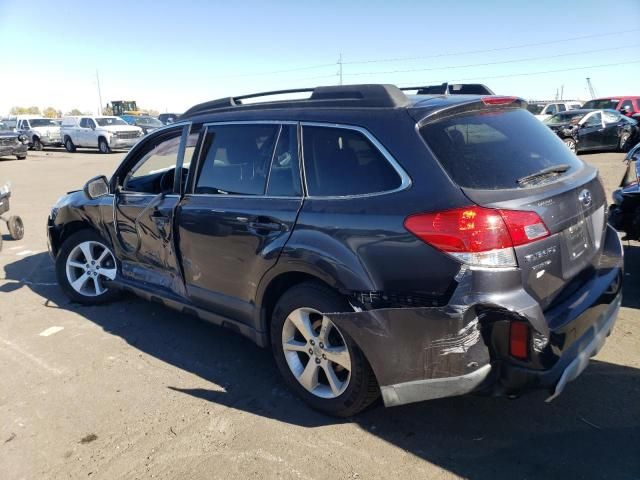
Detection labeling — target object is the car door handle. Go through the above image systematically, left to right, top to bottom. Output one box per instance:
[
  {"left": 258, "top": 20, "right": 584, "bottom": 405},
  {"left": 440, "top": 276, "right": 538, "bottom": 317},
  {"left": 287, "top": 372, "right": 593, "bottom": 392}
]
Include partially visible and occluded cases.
[{"left": 248, "top": 218, "right": 284, "bottom": 233}]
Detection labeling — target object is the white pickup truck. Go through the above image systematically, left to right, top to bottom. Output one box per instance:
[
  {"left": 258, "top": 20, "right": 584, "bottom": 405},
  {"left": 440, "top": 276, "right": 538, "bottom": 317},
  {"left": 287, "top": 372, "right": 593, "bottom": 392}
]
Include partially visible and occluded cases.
[
  {"left": 15, "top": 116, "right": 62, "bottom": 150},
  {"left": 60, "top": 116, "right": 143, "bottom": 153}
]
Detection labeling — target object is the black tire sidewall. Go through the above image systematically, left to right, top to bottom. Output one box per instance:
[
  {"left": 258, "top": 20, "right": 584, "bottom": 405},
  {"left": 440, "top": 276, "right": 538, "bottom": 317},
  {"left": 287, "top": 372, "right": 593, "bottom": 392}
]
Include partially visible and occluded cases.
[
  {"left": 620, "top": 133, "right": 630, "bottom": 152},
  {"left": 32, "top": 137, "right": 43, "bottom": 151},
  {"left": 64, "top": 137, "right": 76, "bottom": 152},
  {"left": 99, "top": 138, "right": 110, "bottom": 154},
  {"left": 55, "top": 230, "right": 119, "bottom": 305},
  {"left": 270, "top": 282, "right": 378, "bottom": 416}
]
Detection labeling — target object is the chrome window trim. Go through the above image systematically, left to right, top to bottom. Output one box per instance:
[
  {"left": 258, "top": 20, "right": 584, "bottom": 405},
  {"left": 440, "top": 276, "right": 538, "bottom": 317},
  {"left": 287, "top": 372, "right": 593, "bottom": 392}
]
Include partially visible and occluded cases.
[{"left": 299, "top": 122, "right": 412, "bottom": 200}]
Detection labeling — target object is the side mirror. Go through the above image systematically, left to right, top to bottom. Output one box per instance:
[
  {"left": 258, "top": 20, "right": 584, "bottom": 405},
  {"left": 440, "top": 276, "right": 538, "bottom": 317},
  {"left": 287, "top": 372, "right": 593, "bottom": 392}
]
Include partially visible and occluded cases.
[
  {"left": 621, "top": 106, "right": 632, "bottom": 115},
  {"left": 83, "top": 175, "right": 110, "bottom": 199}
]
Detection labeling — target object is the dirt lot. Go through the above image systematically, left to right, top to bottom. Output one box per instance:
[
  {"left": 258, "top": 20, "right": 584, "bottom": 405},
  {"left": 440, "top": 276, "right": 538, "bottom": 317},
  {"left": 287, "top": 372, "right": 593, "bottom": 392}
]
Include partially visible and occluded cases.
[{"left": 1, "top": 149, "right": 639, "bottom": 480}]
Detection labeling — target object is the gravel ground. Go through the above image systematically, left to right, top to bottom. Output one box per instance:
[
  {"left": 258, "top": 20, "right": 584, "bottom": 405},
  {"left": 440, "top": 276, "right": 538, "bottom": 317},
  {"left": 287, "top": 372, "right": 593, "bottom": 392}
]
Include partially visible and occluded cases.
[{"left": 0, "top": 148, "right": 639, "bottom": 480}]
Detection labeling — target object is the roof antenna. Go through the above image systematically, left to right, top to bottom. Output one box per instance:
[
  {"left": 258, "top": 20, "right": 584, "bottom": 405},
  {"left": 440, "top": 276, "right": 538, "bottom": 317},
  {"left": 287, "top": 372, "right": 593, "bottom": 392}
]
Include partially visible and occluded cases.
[{"left": 441, "top": 82, "right": 449, "bottom": 96}]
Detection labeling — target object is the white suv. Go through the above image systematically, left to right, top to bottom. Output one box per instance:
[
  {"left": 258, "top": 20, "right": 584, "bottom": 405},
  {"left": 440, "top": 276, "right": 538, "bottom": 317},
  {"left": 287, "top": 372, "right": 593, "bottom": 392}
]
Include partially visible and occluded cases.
[
  {"left": 527, "top": 101, "right": 583, "bottom": 121},
  {"left": 15, "top": 116, "right": 62, "bottom": 150},
  {"left": 60, "top": 116, "right": 143, "bottom": 153}
]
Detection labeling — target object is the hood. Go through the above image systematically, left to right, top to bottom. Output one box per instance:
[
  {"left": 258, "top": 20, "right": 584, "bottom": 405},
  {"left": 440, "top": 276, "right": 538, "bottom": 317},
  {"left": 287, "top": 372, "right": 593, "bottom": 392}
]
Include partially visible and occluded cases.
[{"left": 31, "top": 126, "right": 61, "bottom": 135}]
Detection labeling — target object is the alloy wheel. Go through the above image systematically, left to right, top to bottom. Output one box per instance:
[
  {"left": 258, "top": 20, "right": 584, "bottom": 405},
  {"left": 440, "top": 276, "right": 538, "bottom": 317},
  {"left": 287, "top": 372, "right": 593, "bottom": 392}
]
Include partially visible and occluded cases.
[
  {"left": 65, "top": 240, "right": 116, "bottom": 296},
  {"left": 281, "top": 307, "right": 352, "bottom": 399}
]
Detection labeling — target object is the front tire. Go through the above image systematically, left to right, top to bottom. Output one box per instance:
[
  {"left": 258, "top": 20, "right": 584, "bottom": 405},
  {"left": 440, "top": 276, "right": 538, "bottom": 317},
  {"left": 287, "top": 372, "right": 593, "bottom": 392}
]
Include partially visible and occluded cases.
[
  {"left": 619, "top": 133, "right": 632, "bottom": 152},
  {"left": 32, "top": 137, "right": 43, "bottom": 151},
  {"left": 64, "top": 137, "right": 76, "bottom": 152},
  {"left": 563, "top": 137, "right": 577, "bottom": 153},
  {"left": 98, "top": 138, "right": 111, "bottom": 154},
  {"left": 16, "top": 154, "right": 26, "bottom": 160},
  {"left": 7, "top": 216, "right": 24, "bottom": 240},
  {"left": 55, "top": 230, "right": 119, "bottom": 304},
  {"left": 271, "top": 282, "right": 379, "bottom": 417}
]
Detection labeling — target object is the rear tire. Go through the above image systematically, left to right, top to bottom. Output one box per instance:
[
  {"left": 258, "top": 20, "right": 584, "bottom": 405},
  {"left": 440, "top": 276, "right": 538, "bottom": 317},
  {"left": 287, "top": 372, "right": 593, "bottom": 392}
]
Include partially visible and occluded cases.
[
  {"left": 64, "top": 137, "right": 76, "bottom": 153},
  {"left": 98, "top": 138, "right": 111, "bottom": 154},
  {"left": 563, "top": 138, "right": 577, "bottom": 153},
  {"left": 16, "top": 154, "right": 26, "bottom": 160},
  {"left": 7, "top": 216, "right": 24, "bottom": 240},
  {"left": 55, "top": 230, "right": 119, "bottom": 304},
  {"left": 270, "top": 282, "right": 379, "bottom": 417}
]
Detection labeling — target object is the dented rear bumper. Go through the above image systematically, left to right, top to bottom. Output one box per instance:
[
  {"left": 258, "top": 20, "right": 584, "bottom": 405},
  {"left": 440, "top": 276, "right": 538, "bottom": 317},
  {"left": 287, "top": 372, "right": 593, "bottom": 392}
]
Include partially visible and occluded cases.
[{"left": 327, "top": 225, "right": 624, "bottom": 408}]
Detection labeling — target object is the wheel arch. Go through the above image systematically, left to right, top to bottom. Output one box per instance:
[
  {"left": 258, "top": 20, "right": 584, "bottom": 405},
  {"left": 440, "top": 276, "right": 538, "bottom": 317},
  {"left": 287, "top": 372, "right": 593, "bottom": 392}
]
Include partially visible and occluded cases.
[{"left": 50, "top": 221, "right": 102, "bottom": 258}]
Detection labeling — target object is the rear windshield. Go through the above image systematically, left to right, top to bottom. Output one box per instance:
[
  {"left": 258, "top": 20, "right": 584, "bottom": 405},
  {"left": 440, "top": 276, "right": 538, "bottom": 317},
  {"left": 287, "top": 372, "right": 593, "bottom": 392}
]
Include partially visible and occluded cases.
[
  {"left": 582, "top": 99, "right": 618, "bottom": 109},
  {"left": 420, "top": 108, "right": 583, "bottom": 189}
]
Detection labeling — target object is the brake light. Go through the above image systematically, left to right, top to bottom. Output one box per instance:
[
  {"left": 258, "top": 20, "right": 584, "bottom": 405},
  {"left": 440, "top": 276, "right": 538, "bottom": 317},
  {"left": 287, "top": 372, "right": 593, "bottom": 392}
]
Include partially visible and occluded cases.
[
  {"left": 481, "top": 96, "right": 518, "bottom": 105},
  {"left": 404, "top": 206, "right": 550, "bottom": 267},
  {"left": 509, "top": 322, "right": 529, "bottom": 360}
]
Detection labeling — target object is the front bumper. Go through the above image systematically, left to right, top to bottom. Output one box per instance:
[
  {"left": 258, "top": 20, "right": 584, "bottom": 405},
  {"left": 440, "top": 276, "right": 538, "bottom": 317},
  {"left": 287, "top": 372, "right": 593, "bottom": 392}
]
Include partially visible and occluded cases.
[
  {"left": 39, "top": 136, "right": 62, "bottom": 146},
  {"left": 109, "top": 136, "right": 139, "bottom": 149},
  {"left": 0, "top": 143, "right": 28, "bottom": 157},
  {"left": 327, "top": 225, "right": 623, "bottom": 407}
]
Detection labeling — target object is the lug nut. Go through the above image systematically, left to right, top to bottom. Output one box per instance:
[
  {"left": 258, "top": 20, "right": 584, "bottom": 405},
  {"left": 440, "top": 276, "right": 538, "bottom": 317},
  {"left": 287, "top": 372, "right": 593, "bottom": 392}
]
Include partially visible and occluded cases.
[
  {"left": 309, "top": 340, "right": 315, "bottom": 346},
  {"left": 319, "top": 342, "right": 324, "bottom": 349},
  {"left": 308, "top": 348, "right": 313, "bottom": 355},
  {"left": 322, "top": 354, "right": 326, "bottom": 359},
  {"left": 315, "top": 358, "right": 321, "bottom": 364}
]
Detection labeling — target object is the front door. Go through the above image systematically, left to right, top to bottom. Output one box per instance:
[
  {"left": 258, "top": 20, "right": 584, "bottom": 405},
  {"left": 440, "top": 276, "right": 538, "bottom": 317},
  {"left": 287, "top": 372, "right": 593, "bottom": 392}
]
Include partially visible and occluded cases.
[
  {"left": 578, "top": 112, "right": 604, "bottom": 149},
  {"left": 177, "top": 122, "right": 303, "bottom": 326},
  {"left": 111, "top": 124, "right": 191, "bottom": 295}
]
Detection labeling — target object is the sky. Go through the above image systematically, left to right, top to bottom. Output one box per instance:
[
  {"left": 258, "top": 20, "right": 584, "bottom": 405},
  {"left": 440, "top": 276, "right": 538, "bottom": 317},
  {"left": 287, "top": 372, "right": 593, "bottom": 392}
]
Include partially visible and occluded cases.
[{"left": 0, "top": 0, "right": 639, "bottom": 116}]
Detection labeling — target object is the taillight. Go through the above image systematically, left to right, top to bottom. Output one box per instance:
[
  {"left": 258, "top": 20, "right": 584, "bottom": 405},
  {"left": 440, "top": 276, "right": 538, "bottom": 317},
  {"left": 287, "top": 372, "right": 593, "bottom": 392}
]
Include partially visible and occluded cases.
[
  {"left": 481, "top": 96, "right": 519, "bottom": 105},
  {"left": 404, "top": 206, "right": 550, "bottom": 268},
  {"left": 509, "top": 322, "right": 529, "bottom": 360}
]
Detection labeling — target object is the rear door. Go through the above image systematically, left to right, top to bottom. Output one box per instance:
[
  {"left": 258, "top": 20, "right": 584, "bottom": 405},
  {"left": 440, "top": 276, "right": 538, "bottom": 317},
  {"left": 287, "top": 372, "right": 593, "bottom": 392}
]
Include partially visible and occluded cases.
[
  {"left": 418, "top": 106, "right": 607, "bottom": 311},
  {"left": 602, "top": 110, "right": 624, "bottom": 147},
  {"left": 177, "top": 122, "right": 303, "bottom": 325}
]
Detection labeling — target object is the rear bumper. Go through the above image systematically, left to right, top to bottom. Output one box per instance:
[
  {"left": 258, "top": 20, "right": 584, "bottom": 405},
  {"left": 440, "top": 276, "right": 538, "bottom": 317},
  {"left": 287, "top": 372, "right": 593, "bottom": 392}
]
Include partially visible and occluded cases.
[{"left": 327, "top": 225, "right": 623, "bottom": 407}]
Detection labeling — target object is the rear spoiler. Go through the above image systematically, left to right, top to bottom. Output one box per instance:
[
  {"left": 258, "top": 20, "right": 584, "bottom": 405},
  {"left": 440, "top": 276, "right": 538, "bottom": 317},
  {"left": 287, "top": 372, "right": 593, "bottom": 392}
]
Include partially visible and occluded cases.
[{"left": 411, "top": 96, "right": 528, "bottom": 126}]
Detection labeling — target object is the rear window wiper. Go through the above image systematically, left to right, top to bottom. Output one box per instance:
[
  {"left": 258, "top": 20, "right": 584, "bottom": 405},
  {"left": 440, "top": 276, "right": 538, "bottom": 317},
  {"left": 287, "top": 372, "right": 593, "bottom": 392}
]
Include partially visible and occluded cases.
[{"left": 517, "top": 164, "right": 570, "bottom": 186}]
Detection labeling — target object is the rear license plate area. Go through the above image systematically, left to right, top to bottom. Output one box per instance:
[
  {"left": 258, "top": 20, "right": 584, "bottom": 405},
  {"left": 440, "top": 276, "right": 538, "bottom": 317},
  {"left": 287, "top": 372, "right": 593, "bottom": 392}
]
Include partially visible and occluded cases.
[{"left": 566, "top": 219, "right": 590, "bottom": 260}]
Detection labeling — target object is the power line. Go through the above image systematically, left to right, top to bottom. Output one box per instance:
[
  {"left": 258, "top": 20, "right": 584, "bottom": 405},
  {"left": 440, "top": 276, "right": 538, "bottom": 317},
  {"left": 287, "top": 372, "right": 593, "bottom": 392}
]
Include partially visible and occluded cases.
[
  {"left": 343, "top": 29, "right": 640, "bottom": 65},
  {"left": 343, "top": 44, "right": 640, "bottom": 77},
  {"left": 396, "top": 59, "right": 640, "bottom": 85},
  {"left": 208, "top": 62, "right": 336, "bottom": 80}
]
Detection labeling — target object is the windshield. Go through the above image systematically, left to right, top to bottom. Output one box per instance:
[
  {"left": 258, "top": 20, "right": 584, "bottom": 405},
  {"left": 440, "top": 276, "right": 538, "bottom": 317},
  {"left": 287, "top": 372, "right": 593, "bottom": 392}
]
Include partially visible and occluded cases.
[
  {"left": 582, "top": 99, "right": 618, "bottom": 109},
  {"left": 526, "top": 104, "right": 545, "bottom": 115},
  {"left": 420, "top": 108, "right": 583, "bottom": 190},
  {"left": 544, "top": 112, "right": 586, "bottom": 125},
  {"left": 135, "top": 116, "right": 163, "bottom": 127},
  {"left": 96, "top": 117, "right": 128, "bottom": 127},
  {"left": 30, "top": 119, "right": 59, "bottom": 127},
  {"left": 0, "top": 122, "right": 9, "bottom": 130}
]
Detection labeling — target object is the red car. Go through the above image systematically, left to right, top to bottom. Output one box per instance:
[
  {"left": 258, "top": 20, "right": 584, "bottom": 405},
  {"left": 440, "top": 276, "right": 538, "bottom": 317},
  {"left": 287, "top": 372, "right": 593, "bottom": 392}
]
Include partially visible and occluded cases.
[{"left": 582, "top": 96, "right": 640, "bottom": 117}]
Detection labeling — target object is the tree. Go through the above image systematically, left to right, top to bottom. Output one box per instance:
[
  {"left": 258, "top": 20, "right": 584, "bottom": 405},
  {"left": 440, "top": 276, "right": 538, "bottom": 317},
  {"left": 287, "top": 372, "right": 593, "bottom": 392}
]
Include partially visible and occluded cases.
[
  {"left": 102, "top": 105, "right": 113, "bottom": 116},
  {"left": 10, "top": 106, "right": 41, "bottom": 115},
  {"left": 43, "top": 107, "right": 62, "bottom": 119},
  {"left": 66, "top": 108, "right": 84, "bottom": 116}
]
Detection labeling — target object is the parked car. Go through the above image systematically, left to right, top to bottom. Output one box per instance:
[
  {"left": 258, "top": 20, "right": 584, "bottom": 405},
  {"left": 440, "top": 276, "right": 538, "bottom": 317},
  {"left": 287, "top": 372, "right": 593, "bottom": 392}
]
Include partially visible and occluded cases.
[
  {"left": 408, "top": 83, "right": 494, "bottom": 95},
  {"left": 47, "top": 85, "right": 623, "bottom": 416},
  {"left": 582, "top": 96, "right": 640, "bottom": 117},
  {"left": 527, "top": 101, "right": 582, "bottom": 121},
  {"left": 544, "top": 109, "right": 639, "bottom": 153},
  {"left": 158, "top": 113, "right": 180, "bottom": 125},
  {"left": 120, "top": 114, "right": 164, "bottom": 134},
  {"left": 15, "top": 116, "right": 62, "bottom": 150},
  {"left": 60, "top": 116, "right": 143, "bottom": 154},
  {"left": 0, "top": 121, "right": 28, "bottom": 160},
  {"left": 609, "top": 142, "right": 640, "bottom": 240}
]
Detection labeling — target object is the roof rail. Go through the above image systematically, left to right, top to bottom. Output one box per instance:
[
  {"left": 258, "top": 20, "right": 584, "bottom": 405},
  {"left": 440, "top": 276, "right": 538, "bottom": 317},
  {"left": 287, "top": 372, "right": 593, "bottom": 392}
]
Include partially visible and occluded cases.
[
  {"left": 402, "top": 83, "right": 495, "bottom": 96},
  {"left": 182, "top": 84, "right": 410, "bottom": 118}
]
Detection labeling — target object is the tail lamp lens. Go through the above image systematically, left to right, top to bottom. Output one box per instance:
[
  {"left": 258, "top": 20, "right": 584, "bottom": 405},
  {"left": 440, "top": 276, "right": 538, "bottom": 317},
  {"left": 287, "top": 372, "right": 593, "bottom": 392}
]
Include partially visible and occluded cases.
[
  {"left": 404, "top": 206, "right": 549, "bottom": 268},
  {"left": 509, "top": 322, "right": 530, "bottom": 360}
]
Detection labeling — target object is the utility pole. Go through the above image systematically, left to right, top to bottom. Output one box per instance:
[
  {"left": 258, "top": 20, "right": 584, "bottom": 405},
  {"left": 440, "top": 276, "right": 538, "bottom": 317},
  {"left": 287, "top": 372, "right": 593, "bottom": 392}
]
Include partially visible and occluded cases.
[
  {"left": 338, "top": 53, "right": 343, "bottom": 85},
  {"left": 96, "top": 70, "right": 103, "bottom": 115},
  {"left": 586, "top": 77, "right": 596, "bottom": 99},
  {"left": 560, "top": 84, "right": 564, "bottom": 100}
]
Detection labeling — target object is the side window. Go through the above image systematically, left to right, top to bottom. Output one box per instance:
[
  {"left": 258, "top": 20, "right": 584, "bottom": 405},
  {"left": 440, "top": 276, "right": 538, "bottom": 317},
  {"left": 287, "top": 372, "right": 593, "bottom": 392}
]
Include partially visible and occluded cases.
[
  {"left": 621, "top": 100, "right": 633, "bottom": 111},
  {"left": 546, "top": 104, "right": 557, "bottom": 115},
  {"left": 558, "top": 104, "right": 566, "bottom": 112},
  {"left": 603, "top": 111, "right": 621, "bottom": 124},
  {"left": 584, "top": 112, "right": 602, "bottom": 127},
  {"left": 79, "top": 118, "right": 89, "bottom": 128},
  {"left": 87, "top": 118, "right": 96, "bottom": 129},
  {"left": 195, "top": 124, "right": 279, "bottom": 195},
  {"left": 267, "top": 125, "right": 301, "bottom": 197},
  {"left": 302, "top": 126, "right": 402, "bottom": 196},
  {"left": 123, "top": 130, "right": 183, "bottom": 194}
]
